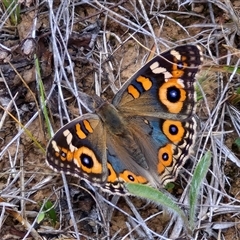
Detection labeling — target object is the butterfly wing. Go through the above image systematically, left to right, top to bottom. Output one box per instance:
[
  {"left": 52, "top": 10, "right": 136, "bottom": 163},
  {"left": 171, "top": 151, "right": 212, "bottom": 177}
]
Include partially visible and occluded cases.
[
  {"left": 46, "top": 45, "right": 202, "bottom": 194},
  {"left": 108, "top": 45, "right": 202, "bottom": 188},
  {"left": 113, "top": 45, "right": 202, "bottom": 120},
  {"left": 46, "top": 113, "right": 109, "bottom": 184},
  {"left": 101, "top": 114, "right": 196, "bottom": 192},
  {"left": 103, "top": 116, "right": 164, "bottom": 193},
  {"left": 128, "top": 116, "right": 197, "bottom": 185}
]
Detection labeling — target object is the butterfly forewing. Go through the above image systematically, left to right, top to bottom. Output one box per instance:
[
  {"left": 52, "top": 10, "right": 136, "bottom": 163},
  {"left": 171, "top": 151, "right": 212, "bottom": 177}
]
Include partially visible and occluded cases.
[
  {"left": 113, "top": 45, "right": 203, "bottom": 120},
  {"left": 46, "top": 114, "right": 108, "bottom": 184}
]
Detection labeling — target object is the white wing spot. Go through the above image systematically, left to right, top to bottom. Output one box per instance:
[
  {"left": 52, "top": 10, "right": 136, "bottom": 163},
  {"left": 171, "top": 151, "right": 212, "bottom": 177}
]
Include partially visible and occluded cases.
[
  {"left": 170, "top": 50, "right": 181, "bottom": 61},
  {"left": 150, "top": 61, "right": 159, "bottom": 70},
  {"left": 150, "top": 63, "right": 173, "bottom": 79},
  {"left": 151, "top": 63, "right": 167, "bottom": 74},
  {"left": 153, "top": 66, "right": 166, "bottom": 74},
  {"left": 164, "top": 71, "right": 173, "bottom": 80},
  {"left": 177, "top": 79, "right": 185, "bottom": 87},
  {"left": 63, "top": 129, "right": 70, "bottom": 136},
  {"left": 63, "top": 130, "right": 73, "bottom": 145},
  {"left": 51, "top": 140, "right": 59, "bottom": 152},
  {"left": 69, "top": 143, "right": 76, "bottom": 152},
  {"left": 74, "top": 158, "right": 81, "bottom": 168},
  {"left": 66, "top": 163, "right": 71, "bottom": 169}
]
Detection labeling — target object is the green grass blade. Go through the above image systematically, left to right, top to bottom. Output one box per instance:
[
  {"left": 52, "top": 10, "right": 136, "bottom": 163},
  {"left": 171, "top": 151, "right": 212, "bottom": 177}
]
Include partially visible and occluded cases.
[
  {"left": 3, "top": 0, "right": 20, "bottom": 25},
  {"left": 34, "top": 54, "right": 52, "bottom": 138},
  {"left": 189, "top": 151, "right": 211, "bottom": 229},
  {"left": 125, "top": 183, "right": 191, "bottom": 234}
]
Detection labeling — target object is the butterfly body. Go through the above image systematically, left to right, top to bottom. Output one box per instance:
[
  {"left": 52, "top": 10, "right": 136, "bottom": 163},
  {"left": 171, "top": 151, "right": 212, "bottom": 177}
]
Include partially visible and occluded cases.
[{"left": 46, "top": 45, "right": 203, "bottom": 195}]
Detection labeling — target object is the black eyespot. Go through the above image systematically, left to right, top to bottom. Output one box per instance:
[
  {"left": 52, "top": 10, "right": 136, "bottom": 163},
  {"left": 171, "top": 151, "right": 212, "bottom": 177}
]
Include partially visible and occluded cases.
[
  {"left": 177, "top": 61, "right": 183, "bottom": 69},
  {"left": 167, "top": 86, "right": 180, "bottom": 103},
  {"left": 169, "top": 124, "right": 178, "bottom": 135},
  {"left": 61, "top": 152, "right": 66, "bottom": 158},
  {"left": 162, "top": 152, "right": 169, "bottom": 161},
  {"left": 81, "top": 154, "right": 93, "bottom": 168},
  {"left": 128, "top": 174, "right": 135, "bottom": 182}
]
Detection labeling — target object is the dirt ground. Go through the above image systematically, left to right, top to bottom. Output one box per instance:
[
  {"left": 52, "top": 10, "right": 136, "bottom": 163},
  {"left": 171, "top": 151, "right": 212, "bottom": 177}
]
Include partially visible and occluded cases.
[{"left": 1, "top": 1, "right": 240, "bottom": 239}]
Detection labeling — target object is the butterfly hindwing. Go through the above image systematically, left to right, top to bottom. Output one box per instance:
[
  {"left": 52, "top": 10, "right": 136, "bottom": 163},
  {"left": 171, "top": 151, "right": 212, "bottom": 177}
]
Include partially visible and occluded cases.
[
  {"left": 102, "top": 114, "right": 197, "bottom": 192},
  {"left": 128, "top": 116, "right": 197, "bottom": 185}
]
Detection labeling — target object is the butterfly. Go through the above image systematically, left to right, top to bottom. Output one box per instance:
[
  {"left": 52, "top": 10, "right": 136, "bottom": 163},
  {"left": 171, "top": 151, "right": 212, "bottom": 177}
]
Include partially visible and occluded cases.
[{"left": 46, "top": 45, "right": 203, "bottom": 195}]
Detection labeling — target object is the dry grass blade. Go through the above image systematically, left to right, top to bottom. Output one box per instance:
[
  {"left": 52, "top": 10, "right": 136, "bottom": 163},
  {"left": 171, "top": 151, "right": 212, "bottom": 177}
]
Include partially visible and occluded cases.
[{"left": 0, "top": 197, "right": 42, "bottom": 239}]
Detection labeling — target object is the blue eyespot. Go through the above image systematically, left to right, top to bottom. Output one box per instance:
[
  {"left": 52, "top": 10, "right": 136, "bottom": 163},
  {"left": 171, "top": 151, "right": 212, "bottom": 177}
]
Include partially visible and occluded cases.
[
  {"left": 177, "top": 61, "right": 183, "bottom": 69},
  {"left": 167, "top": 86, "right": 180, "bottom": 103},
  {"left": 169, "top": 124, "right": 178, "bottom": 135},
  {"left": 162, "top": 152, "right": 169, "bottom": 161},
  {"left": 81, "top": 154, "right": 93, "bottom": 168}
]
